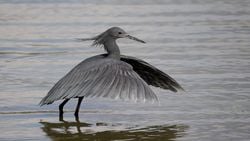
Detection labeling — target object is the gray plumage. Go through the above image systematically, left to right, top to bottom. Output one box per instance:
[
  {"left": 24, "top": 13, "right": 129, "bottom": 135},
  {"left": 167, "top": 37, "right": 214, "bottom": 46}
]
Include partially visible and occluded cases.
[
  {"left": 39, "top": 27, "right": 184, "bottom": 120},
  {"left": 40, "top": 55, "right": 158, "bottom": 105}
]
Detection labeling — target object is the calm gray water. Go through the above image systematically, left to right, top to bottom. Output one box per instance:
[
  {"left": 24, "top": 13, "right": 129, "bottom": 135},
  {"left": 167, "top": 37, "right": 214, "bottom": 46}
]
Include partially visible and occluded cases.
[{"left": 1, "top": 0, "right": 250, "bottom": 141}]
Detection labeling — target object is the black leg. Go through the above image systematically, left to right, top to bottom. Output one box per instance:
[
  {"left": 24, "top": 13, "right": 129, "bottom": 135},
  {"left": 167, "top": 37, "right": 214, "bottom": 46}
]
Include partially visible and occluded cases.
[
  {"left": 74, "top": 97, "right": 84, "bottom": 121},
  {"left": 59, "top": 99, "right": 69, "bottom": 121}
]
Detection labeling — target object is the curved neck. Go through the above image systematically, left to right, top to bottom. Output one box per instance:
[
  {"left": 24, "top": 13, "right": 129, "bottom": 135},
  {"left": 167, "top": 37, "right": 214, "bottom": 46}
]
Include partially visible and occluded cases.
[{"left": 104, "top": 38, "right": 120, "bottom": 59}]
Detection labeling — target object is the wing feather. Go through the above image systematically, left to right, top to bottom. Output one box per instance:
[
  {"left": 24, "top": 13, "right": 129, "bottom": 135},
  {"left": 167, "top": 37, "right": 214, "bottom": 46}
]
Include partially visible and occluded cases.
[
  {"left": 40, "top": 55, "right": 158, "bottom": 105},
  {"left": 120, "top": 55, "right": 184, "bottom": 92}
]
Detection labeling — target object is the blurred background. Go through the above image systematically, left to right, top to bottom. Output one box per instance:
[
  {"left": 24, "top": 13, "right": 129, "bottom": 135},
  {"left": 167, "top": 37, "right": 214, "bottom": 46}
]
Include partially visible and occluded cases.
[{"left": 0, "top": 0, "right": 250, "bottom": 140}]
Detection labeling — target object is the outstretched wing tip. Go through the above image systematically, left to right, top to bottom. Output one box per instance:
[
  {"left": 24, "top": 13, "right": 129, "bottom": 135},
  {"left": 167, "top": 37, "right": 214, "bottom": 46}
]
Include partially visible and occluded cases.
[
  {"left": 121, "top": 55, "right": 184, "bottom": 93},
  {"left": 173, "top": 83, "right": 185, "bottom": 92},
  {"left": 39, "top": 95, "right": 55, "bottom": 106},
  {"left": 39, "top": 102, "right": 45, "bottom": 107}
]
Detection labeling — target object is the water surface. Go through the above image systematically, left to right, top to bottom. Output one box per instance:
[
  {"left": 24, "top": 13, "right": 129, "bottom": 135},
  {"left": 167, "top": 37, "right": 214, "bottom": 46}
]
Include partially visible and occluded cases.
[{"left": 0, "top": 0, "right": 250, "bottom": 140}]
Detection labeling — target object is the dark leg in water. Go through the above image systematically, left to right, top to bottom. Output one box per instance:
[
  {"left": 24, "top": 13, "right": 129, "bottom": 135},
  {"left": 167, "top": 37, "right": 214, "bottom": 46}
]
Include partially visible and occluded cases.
[
  {"left": 74, "top": 97, "right": 84, "bottom": 121},
  {"left": 59, "top": 99, "right": 69, "bottom": 121}
]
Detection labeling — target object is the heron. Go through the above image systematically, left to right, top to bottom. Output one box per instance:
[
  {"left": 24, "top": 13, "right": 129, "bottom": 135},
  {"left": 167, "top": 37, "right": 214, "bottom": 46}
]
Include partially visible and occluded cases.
[{"left": 40, "top": 27, "right": 184, "bottom": 121}]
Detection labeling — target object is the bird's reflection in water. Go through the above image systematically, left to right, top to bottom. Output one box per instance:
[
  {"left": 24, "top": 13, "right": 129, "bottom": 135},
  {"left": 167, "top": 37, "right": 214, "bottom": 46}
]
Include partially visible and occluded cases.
[{"left": 40, "top": 120, "right": 188, "bottom": 141}]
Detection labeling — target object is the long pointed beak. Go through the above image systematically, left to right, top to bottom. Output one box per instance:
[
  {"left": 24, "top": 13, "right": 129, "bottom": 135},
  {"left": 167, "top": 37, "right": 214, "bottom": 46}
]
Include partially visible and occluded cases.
[{"left": 126, "top": 35, "right": 146, "bottom": 43}]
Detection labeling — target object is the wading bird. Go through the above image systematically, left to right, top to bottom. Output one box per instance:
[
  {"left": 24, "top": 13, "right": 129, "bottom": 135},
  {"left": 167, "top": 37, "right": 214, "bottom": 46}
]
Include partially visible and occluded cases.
[{"left": 40, "top": 27, "right": 184, "bottom": 121}]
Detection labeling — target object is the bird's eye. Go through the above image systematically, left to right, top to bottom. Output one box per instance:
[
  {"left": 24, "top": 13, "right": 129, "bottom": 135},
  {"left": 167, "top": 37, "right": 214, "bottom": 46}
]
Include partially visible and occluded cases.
[{"left": 118, "top": 32, "right": 122, "bottom": 34}]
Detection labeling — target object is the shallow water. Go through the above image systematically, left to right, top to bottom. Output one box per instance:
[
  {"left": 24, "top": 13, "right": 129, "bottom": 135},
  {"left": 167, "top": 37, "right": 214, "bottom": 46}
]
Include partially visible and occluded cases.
[{"left": 1, "top": 0, "right": 250, "bottom": 141}]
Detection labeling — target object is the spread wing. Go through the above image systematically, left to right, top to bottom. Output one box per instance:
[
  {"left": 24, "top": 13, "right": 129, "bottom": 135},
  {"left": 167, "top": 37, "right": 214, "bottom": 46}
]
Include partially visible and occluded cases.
[
  {"left": 121, "top": 55, "right": 184, "bottom": 92},
  {"left": 40, "top": 56, "right": 158, "bottom": 105}
]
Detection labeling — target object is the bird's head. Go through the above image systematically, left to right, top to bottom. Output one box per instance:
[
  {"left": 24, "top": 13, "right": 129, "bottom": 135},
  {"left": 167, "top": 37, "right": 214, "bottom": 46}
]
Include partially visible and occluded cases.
[{"left": 79, "top": 27, "right": 145, "bottom": 46}]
